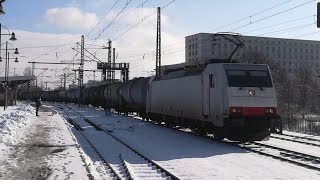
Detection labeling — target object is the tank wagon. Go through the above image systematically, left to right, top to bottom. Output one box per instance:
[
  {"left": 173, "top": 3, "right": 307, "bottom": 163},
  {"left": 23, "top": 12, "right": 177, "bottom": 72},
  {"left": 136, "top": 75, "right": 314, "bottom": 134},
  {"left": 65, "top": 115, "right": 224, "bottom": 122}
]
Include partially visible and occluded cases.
[{"left": 19, "top": 62, "right": 280, "bottom": 141}]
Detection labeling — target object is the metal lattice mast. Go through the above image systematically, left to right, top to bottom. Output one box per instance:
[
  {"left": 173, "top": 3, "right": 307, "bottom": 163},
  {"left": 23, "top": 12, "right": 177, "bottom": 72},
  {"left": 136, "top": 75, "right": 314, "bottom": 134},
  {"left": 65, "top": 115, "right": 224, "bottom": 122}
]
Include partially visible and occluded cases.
[
  {"left": 156, "top": 7, "right": 161, "bottom": 76},
  {"left": 79, "top": 35, "right": 84, "bottom": 105},
  {"left": 106, "top": 40, "right": 112, "bottom": 108},
  {"left": 112, "top": 48, "right": 116, "bottom": 80}
]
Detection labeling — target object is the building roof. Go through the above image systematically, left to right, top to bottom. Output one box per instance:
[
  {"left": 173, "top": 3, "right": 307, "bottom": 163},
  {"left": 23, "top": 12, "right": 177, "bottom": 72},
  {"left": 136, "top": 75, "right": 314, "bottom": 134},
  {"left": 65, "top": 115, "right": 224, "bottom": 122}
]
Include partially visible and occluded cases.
[{"left": 0, "top": 75, "right": 35, "bottom": 87}]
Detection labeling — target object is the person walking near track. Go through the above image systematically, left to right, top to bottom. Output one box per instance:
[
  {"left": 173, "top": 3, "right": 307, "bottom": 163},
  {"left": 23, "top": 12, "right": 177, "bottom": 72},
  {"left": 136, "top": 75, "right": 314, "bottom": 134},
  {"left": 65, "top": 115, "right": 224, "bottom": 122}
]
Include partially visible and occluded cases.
[{"left": 35, "top": 97, "right": 41, "bottom": 116}]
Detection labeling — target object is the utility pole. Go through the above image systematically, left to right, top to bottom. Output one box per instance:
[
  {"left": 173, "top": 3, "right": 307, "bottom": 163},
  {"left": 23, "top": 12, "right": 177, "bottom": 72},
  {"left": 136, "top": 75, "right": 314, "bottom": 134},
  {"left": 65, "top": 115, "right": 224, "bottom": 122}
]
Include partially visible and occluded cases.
[
  {"left": 155, "top": 7, "right": 161, "bottom": 76},
  {"left": 79, "top": 35, "right": 84, "bottom": 105},
  {"left": 105, "top": 40, "right": 112, "bottom": 115},
  {"left": 112, "top": 48, "right": 115, "bottom": 80},
  {"left": 63, "top": 73, "right": 66, "bottom": 90}
]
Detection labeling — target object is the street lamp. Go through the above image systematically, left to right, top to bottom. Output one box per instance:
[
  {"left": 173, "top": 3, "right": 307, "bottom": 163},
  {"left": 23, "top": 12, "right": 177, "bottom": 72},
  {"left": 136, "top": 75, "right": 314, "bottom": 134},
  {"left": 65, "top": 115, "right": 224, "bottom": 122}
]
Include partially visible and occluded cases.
[
  {"left": 0, "top": 0, "right": 6, "bottom": 15},
  {"left": 0, "top": 23, "right": 17, "bottom": 60},
  {"left": 1, "top": 41, "right": 19, "bottom": 110},
  {"left": 3, "top": 41, "right": 19, "bottom": 82}
]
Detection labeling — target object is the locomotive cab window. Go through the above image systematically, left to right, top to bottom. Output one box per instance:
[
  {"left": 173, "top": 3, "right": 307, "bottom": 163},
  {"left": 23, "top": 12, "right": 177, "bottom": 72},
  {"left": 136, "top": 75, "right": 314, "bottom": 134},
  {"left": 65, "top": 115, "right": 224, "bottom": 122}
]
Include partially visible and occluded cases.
[
  {"left": 226, "top": 70, "right": 272, "bottom": 87},
  {"left": 209, "top": 74, "right": 215, "bottom": 88}
]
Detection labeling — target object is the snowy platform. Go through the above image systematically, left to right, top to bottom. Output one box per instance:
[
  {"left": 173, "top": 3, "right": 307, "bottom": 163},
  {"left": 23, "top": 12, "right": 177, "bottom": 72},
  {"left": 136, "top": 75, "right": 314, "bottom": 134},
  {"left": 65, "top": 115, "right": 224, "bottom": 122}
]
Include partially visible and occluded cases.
[{"left": 0, "top": 102, "right": 91, "bottom": 179}]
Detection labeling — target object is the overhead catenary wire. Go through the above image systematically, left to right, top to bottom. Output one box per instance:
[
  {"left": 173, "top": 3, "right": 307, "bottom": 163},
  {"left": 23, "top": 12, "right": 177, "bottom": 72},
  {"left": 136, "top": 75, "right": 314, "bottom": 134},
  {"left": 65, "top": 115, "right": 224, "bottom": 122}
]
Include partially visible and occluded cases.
[
  {"left": 85, "top": 0, "right": 122, "bottom": 38},
  {"left": 87, "top": 0, "right": 176, "bottom": 67},
  {"left": 88, "top": 0, "right": 152, "bottom": 41},
  {"left": 89, "top": 0, "right": 133, "bottom": 47},
  {"left": 107, "top": 0, "right": 313, "bottom": 66},
  {"left": 112, "top": 0, "right": 176, "bottom": 42},
  {"left": 210, "top": 0, "right": 296, "bottom": 33},
  {"left": 229, "top": 0, "right": 316, "bottom": 32},
  {"left": 242, "top": 15, "right": 315, "bottom": 34},
  {"left": 258, "top": 22, "right": 315, "bottom": 36}
]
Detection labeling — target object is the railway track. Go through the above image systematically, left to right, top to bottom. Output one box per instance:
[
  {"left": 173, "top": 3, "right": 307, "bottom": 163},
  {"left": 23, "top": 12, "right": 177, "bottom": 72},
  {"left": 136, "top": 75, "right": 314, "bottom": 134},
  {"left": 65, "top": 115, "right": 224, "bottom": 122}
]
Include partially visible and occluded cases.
[
  {"left": 57, "top": 104, "right": 320, "bottom": 174},
  {"left": 57, "top": 105, "right": 122, "bottom": 180},
  {"left": 59, "top": 105, "right": 179, "bottom": 180},
  {"left": 129, "top": 114, "right": 320, "bottom": 171},
  {"left": 272, "top": 133, "right": 320, "bottom": 143},
  {"left": 270, "top": 134, "right": 320, "bottom": 147},
  {"left": 236, "top": 141, "right": 320, "bottom": 171}
]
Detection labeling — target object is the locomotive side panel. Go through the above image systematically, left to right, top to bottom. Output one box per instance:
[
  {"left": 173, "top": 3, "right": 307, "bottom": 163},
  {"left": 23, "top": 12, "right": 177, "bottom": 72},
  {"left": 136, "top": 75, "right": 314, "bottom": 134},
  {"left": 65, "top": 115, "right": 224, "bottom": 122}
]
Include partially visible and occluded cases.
[{"left": 148, "top": 75, "right": 203, "bottom": 120}]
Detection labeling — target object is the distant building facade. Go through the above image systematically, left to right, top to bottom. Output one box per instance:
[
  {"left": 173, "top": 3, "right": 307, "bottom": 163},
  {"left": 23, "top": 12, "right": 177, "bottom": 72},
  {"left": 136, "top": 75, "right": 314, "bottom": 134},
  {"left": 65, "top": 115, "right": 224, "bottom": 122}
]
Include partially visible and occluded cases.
[{"left": 185, "top": 33, "right": 320, "bottom": 73}]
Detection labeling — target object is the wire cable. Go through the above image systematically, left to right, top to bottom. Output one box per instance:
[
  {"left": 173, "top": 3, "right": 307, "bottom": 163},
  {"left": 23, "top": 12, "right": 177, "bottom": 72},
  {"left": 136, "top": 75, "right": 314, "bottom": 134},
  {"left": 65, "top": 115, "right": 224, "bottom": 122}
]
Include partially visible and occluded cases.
[
  {"left": 85, "top": 0, "right": 122, "bottom": 38},
  {"left": 230, "top": 0, "right": 315, "bottom": 32}
]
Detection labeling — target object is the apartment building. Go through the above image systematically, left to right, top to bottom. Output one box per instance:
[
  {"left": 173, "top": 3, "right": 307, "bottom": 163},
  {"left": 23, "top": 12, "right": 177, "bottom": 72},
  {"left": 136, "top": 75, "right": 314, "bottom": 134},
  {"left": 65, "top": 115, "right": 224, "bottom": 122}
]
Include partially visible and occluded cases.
[{"left": 185, "top": 33, "right": 320, "bottom": 73}]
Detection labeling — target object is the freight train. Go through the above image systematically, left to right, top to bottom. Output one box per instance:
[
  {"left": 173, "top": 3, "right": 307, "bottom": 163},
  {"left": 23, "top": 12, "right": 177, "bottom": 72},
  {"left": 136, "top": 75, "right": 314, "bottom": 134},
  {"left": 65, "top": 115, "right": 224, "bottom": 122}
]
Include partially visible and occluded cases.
[{"left": 19, "top": 61, "right": 281, "bottom": 141}]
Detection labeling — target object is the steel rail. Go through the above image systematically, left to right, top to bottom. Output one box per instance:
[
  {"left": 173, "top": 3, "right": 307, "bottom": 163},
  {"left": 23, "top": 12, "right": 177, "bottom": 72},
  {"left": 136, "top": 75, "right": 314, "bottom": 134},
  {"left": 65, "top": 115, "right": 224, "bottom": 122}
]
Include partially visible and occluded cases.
[{"left": 57, "top": 105, "right": 122, "bottom": 180}]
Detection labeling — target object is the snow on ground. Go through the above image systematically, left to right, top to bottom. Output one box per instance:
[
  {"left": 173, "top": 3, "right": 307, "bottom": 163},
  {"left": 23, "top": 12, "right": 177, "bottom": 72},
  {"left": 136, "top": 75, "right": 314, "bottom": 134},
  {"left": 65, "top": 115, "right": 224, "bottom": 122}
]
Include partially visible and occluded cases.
[
  {"left": 0, "top": 102, "right": 96, "bottom": 179},
  {"left": 0, "top": 102, "right": 34, "bottom": 144},
  {"left": 2, "top": 102, "right": 320, "bottom": 179},
  {"left": 52, "top": 103, "right": 320, "bottom": 180},
  {"left": 284, "top": 130, "right": 320, "bottom": 141},
  {"left": 265, "top": 136, "right": 320, "bottom": 157}
]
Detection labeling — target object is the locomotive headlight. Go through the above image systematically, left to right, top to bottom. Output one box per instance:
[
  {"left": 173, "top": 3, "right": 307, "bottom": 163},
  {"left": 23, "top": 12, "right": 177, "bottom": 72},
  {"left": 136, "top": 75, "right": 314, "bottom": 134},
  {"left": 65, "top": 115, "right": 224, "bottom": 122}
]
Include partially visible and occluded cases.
[
  {"left": 248, "top": 90, "right": 255, "bottom": 96},
  {"left": 265, "top": 107, "right": 276, "bottom": 115},
  {"left": 269, "top": 108, "right": 274, "bottom": 113}
]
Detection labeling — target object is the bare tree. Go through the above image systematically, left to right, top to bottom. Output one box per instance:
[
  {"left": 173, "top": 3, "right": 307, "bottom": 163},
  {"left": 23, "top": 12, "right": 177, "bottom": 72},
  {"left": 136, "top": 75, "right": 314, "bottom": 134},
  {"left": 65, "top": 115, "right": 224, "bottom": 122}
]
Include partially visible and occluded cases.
[
  {"left": 293, "top": 63, "right": 318, "bottom": 117},
  {"left": 23, "top": 67, "right": 32, "bottom": 76}
]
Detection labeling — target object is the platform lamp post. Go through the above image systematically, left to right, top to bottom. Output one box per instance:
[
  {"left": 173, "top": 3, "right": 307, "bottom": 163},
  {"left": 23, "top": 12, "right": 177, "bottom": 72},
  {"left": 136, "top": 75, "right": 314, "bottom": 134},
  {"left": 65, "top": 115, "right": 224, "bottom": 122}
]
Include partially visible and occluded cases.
[
  {"left": 0, "top": 0, "right": 6, "bottom": 15},
  {"left": 0, "top": 23, "right": 17, "bottom": 58},
  {"left": 0, "top": 24, "right": 17, "bottom": 110},
  {"left": 1, "top": 41, "right": 19, "bottom": 110}
]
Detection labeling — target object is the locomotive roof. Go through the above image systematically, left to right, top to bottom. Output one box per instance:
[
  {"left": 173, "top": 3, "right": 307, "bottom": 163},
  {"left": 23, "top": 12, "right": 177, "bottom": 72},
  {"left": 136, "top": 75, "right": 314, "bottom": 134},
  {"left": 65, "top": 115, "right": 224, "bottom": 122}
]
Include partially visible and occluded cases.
[{"left": 154, "top": 63, "right": 270, "bottom": 81}]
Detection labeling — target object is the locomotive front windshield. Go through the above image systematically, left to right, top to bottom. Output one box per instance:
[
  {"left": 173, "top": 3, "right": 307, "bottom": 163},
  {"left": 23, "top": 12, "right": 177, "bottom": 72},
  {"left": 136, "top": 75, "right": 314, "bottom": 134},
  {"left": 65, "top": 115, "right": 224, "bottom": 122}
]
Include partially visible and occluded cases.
[{"left": 226, "top": 70, "right": 273, "bottom": 87}]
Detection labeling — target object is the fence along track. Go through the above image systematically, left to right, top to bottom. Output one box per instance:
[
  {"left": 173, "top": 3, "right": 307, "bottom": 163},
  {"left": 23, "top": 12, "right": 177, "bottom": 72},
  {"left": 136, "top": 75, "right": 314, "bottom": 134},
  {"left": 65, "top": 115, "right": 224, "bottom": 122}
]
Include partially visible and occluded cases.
[{"left": 66, "top": 105, "right": 179, "bottom": 180}]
